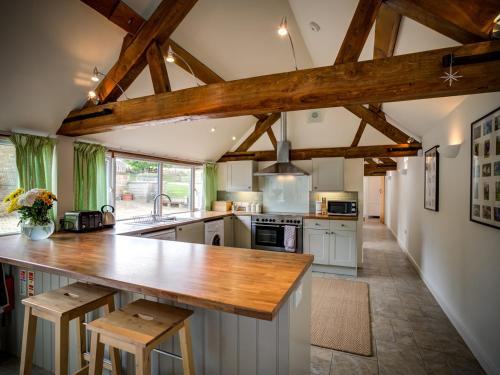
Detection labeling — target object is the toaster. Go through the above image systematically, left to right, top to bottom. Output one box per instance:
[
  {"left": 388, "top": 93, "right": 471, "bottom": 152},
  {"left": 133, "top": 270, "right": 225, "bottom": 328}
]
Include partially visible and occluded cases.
[{"left": 62, "top": 211, "right": 103, "bottom": 232}]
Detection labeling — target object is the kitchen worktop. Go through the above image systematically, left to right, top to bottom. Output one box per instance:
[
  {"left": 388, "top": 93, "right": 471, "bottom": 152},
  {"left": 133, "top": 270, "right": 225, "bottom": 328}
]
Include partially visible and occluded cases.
[{"left": 0, "top": 230, "right": 312, "bottom": 320}]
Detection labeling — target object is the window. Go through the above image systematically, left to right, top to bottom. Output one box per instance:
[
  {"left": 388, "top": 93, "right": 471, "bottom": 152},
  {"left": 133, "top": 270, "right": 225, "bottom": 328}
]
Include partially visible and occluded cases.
[
  {"left": 0, "top": 138, "right": 19, "bottom": 235},
  {"left": 107, "top": 154, "right": 203, "bottom": 221}
]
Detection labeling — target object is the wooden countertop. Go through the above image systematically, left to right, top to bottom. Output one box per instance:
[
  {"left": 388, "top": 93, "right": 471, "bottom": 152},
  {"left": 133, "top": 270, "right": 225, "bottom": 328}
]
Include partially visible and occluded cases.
[
  {"left": 303, "top": 214, "right": 359, "bottom": 221},
  {"left": 0, "top": 232, "right": 312, "bottom": 321}
]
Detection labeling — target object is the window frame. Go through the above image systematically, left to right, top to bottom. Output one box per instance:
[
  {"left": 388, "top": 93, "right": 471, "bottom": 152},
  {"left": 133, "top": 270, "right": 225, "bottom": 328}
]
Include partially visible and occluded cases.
[
  {"left": 0, "top": 136, "right": 20, "bottom": 236},
  {"left": 106, "top": 153, "right": 203, "bottom": 221}
]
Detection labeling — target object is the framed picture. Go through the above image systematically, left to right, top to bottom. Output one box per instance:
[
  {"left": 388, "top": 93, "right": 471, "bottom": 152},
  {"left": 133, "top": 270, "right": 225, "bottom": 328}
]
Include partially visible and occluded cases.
[
  {"left": 470, "top": 106, "right": 500, "bottom": 230},
  {"left": 424, "top": 146, "right": 439, "bottom": 211}
]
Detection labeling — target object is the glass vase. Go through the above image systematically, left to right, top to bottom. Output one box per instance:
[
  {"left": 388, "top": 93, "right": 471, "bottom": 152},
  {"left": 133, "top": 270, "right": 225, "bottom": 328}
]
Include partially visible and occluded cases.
[{"left": 20, "top": 219, "right": 55, "bottom": 240}]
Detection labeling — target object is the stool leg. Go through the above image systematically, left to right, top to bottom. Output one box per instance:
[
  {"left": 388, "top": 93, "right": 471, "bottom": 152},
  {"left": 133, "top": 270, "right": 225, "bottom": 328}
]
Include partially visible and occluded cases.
[
  {"left": 104, "top": 295, "right": 121, "bottom": 375},
  {"left": 20, "top": 306, "right": 37, "bottom": 375},
  {"left": 75, "top": 315, "right": 87, "bottom": 369},
  {"left": 55, "top": 316, "right": 70, "bottom": 375},
  {"left": 179, "top": 320, "right": 195, "bottom": 375},
  {"left": 89, "top": 331, "right": 104, "bottom": 375},
  {"left": 134, "top": 347, "right": 150, "bottom": 375}
]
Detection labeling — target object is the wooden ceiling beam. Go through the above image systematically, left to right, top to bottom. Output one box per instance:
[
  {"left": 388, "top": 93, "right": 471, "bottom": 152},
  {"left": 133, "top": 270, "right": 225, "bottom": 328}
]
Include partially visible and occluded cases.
[
  {"left": 81, "top": 0, "right": 145, "bottom": 34},
  {"left": 87, "top": 0, "right": 197, "bottom": 104},
  {"left": 334, "top": 0, "right": 383, "bottom": 64},
  {"left": 384, "top": 0, "right": 499, "bottom": 44},
  {"left": 350, "top": 4, "right": 401, "bottom": 146},
  {"left": 58, "top": 40, "right": 500, "bottom": 136},
  {"left": 146, "top": 41, "right": 171, "bottom": 93},
  {"left": 346, "top": 104, "right": 410, "bottom": 144},
  {"left": 235, "top": 113, "right": 281, "bottom": 152},
  {"left": 267, "top": 128, "right": 278, "bottom": 150},
  {"left": 218, "top": 143, "right": 421, "bottom": 162},
  {"left": 364, "top": 163, "right": 397, "bottom": 176}
]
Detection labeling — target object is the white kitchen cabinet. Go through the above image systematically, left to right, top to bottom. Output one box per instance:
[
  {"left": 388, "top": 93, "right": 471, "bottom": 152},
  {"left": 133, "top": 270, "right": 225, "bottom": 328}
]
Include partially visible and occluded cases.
[
  {"left": 311, "top": 157, "right": 344, "bottom": 192},
  {"left": 226, "top": 161, "right": 258, "bottom": 192},
  {"left": 217, "top": 162, "right": 228, "bottom": 191},
  {"left": 224, "top": 215, "right": 234, "bottom": 247},
  {"left": 234, "top": 215, "right": 251, "bottom": 248},
  {"left": 304, "top": 219, "right": 356, "bottom": 269},
  {"left": 176, "top": 222, "right": 205, "bottom": 244},
  {"left": 303, "top": 228, "right": 330, "bottom": 265},
  {"left": 330, "top": 230, "right": 356, "bottom": 267}
]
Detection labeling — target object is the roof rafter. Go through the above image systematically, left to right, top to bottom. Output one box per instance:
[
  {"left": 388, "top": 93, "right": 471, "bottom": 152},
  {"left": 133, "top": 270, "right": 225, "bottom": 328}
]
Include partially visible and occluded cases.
[
  {"left": 87, "top": 0, "right": 197, "bottom": 104},
  {"left": 384, "top": 0, "right": 499, "bottom": 44}
]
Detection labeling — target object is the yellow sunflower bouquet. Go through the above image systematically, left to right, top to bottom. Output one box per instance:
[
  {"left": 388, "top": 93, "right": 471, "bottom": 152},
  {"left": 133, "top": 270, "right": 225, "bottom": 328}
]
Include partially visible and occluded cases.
[{"left": 3, "top": 188, "right": 57, "bottom": 226}]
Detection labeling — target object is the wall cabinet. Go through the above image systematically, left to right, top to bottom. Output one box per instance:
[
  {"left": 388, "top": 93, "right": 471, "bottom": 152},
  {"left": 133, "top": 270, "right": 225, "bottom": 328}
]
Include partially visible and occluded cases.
[
  {"left": 311, "top": 157, "right": 344, "bottom": 192},
  {"left": 223, "top": 160, "right": 258, "bottom": 192},
  {"left": 217, "top": 163, "right": 228, "bottom": 191},
  {"left": 223, "top": 215, "right": 234, "bottom": 247},
  {"left": 234, "top": 215, "right": 251, "bottom": 248},
  {"left": 303, "top": 219, "right": 356, "bottom": 268},
  {"left": 176, "top": 222, "right": 205, "bottom": 244}
]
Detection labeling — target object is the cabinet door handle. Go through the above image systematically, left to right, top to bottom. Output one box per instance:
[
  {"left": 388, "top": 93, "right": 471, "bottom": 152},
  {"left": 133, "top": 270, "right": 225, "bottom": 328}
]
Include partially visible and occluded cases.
[
  {"left": 315, "top": 223, "right": 320, "bottom": 226},
  {"left": 178, "top": 228, "right": 182, "bottom": 231},
  {"left": 325, "top": 231, "right": 329, "bottom": 235}
]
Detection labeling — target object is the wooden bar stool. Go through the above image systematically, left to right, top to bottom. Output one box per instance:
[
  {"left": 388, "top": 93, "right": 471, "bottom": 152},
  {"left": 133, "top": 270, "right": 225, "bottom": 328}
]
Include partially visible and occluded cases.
[
  {"left": 20, "top": 282, "right": 121, "bottom": 375},
  {"left": 86, "top": 299, "right": 195, "bottom": 375}
]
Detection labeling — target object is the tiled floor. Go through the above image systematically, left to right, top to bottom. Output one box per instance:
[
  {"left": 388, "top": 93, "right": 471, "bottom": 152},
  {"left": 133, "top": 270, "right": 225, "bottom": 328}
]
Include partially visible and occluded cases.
[
  {"left": 311, "top": 219, "right": 485, "bottom": 375},
  {"left": 0, "top": 355, "right": 50, "bottom": 375}
]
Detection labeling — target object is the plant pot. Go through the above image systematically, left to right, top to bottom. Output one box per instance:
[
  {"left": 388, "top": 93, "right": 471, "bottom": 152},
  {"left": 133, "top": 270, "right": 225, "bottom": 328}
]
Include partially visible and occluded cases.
[{"left": 20, "top": 219, "right": 55, "bottom": 240}]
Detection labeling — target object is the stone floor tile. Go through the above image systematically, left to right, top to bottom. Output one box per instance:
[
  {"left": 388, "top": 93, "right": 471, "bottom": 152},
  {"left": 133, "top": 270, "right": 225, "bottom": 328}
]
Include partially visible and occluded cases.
[
  {"left": 376, "top": 338, "right": 427, "bottom": 375},
  {"left": 311, "top": 346, "right": 334, "bottom": 375},
  {"left": 419, "top": 348, "right": 486, "bottom": 375},
  {"left": 330, "top": 352, "right": 378, "bottom": 375}
]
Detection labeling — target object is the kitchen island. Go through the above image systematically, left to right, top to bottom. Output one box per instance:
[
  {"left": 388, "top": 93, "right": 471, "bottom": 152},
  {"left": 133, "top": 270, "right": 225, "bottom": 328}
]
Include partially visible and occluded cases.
[{"left": 0, "top": 231, "right": 312, "bottom": 374}]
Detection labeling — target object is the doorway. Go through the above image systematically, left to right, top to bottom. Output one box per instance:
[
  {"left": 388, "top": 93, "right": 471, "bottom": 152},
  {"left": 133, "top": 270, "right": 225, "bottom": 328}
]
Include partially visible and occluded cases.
[{"left": 363, "top": 176, "right": 385, "bottom": 223}]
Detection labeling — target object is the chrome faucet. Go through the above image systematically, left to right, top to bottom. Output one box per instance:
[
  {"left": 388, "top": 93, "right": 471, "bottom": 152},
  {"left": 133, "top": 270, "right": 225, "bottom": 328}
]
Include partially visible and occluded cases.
[{"left": 153, "top": 193, "right": 172, "bottom": 217}]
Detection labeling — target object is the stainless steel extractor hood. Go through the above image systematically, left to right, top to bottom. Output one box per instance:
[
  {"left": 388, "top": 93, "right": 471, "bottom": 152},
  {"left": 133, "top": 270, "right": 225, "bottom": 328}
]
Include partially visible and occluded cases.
[{"left": 254, "top": 112, "right": 309, "bottom": 176}]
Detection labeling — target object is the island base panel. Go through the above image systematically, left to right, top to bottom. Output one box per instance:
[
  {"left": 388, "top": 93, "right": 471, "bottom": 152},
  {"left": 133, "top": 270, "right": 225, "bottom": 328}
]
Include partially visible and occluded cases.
[{"left": 5, "top": 267, "right": 311, "bottom": 375}]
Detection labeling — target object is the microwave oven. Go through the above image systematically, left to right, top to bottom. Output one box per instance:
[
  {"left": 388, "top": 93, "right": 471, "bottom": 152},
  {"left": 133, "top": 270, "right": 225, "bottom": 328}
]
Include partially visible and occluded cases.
[{"left": 327, "top": 200, "right": 357, "bottom": 216}]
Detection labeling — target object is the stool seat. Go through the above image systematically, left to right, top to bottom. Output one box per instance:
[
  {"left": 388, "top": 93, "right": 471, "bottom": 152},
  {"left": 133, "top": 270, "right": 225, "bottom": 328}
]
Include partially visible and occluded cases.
[
  {"left": 22, "top": 282, "right": 116, "bottom": 320},
  {"left": 87, "top": 299, "right": 193, "bottom": 348},
  {"left": 87, "top": 299, "right": 195, "bottom": 375}
]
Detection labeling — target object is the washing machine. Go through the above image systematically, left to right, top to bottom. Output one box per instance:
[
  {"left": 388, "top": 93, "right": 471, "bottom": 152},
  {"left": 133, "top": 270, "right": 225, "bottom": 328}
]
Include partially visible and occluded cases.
[{"left": 205, "top": 219, "right": 224, "bottom": 246}]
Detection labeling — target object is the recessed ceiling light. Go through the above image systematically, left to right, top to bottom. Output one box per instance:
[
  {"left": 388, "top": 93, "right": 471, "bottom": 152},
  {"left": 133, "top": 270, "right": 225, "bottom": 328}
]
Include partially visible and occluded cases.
[
  {"left": 309, "top": 21, "right": 320, "bottom": 32},
  {"left": 210, "top": 128, "right": 216, "bottom": 133},
  {"left": 232, "top": 136, "right": 236, "bottom": 141}
]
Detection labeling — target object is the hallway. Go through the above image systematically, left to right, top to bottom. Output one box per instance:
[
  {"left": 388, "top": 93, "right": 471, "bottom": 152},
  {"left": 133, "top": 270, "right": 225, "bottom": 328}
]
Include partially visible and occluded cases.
[{"left": 311, "top": 220, "right": 485, "bottom": 375}]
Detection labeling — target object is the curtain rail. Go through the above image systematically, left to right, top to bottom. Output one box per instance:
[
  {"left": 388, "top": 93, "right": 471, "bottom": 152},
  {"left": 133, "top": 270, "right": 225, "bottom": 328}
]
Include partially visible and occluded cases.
[{"left": 109, "top": 149, "right": 203, "bottom": 166}]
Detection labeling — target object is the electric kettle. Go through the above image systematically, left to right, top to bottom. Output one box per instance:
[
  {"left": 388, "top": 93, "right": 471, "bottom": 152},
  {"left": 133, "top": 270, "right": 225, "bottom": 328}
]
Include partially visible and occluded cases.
[{"left": 101, "top": 205, "right": 116, "bottom": 227}]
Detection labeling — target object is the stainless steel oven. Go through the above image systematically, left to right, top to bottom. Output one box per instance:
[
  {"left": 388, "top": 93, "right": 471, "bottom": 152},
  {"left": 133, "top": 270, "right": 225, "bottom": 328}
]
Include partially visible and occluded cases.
[{"left": 251, "top": 215, "right": 303, "bottom": 253}]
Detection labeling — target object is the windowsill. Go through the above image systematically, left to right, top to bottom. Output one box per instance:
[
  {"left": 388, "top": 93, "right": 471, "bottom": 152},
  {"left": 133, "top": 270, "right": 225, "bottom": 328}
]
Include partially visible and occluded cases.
[{"left": 0, "top": 232, "right": 20, "bottom": 237}]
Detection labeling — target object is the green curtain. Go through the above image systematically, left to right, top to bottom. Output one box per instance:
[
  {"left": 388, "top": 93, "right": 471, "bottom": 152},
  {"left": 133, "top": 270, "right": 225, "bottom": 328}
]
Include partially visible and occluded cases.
[
  {"left": 10, "top": 133, "right": 56, "bottom": 192},
  {"left": 73, "top": 142, "right": 106, "bottom": 211},
  {"left": 203, "top": 163, "right": 217, "bottom": 211}
]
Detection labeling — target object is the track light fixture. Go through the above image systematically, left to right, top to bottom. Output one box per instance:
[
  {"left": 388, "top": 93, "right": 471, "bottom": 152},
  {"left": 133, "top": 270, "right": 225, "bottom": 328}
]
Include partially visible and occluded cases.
[
  {"left": 277, "top": 16, "right": 298, "bottom": 71},
  {"left": 165, "top": 46, "right": 200, "bottom": 86},
  {"left": 88, "top": 66, "right": 129, "bottom": 105}
]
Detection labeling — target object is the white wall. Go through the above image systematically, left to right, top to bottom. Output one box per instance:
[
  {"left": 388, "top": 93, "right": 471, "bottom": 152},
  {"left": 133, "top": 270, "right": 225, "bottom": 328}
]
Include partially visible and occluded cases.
[{"left": 385, "top": 92, "right": 500, "bottom": 375}]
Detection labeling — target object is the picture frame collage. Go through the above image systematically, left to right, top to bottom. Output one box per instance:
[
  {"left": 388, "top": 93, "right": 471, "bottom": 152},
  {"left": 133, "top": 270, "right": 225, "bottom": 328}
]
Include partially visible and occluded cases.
[{"left": 470, "top": 106, "right": 500, "bottom": 230}]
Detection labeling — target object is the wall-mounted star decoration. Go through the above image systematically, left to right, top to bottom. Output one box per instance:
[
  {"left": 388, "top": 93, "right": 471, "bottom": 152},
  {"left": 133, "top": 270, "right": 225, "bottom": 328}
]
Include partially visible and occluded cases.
[{"left": 440, "top": 54, "right": 462, "bottom": 87}]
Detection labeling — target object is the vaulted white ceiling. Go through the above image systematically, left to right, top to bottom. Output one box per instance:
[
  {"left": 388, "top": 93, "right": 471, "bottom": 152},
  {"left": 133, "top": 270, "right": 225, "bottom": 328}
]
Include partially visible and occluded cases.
[{"left": 0, "top": 0, "right": 470, "bottom": 162}]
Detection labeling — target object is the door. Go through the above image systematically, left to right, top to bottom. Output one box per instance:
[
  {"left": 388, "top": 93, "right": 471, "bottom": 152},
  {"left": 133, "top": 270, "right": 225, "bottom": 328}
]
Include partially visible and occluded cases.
[
  {"left": 364, "top": 176, "right": 382, "bottom": 217},
  {"left": 234, "top": 216, "right": 251, "bottom": 248},
  {"left": 176, "top": 222, "right": 205, "bottom": 244},
  {"left": 304, "top": 229, "right": 330, "bottom": 265},
  {"left": 330, "top": 230, "right": 356, "bottom": 267}
]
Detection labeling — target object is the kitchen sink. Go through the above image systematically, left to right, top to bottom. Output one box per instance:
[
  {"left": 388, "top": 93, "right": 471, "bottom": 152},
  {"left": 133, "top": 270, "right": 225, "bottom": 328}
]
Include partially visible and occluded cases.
[{"left": 123, "top": 215, "right": 192, "bottom": 226}]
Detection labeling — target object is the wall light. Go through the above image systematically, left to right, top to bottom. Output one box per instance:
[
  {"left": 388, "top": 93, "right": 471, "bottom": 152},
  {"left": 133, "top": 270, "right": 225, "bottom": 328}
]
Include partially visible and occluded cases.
[
  {"left": 277, "top": 16, "right": 298, "bottom": 71},
  {"left": 165, "top": 45, "right": 200, "bottom": 86},
  {"left": 88, "top": 66, "right": 129, "bottom": 104},
  {"left": 438, "top": 143, "right": 462, "bottom": 158}
]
